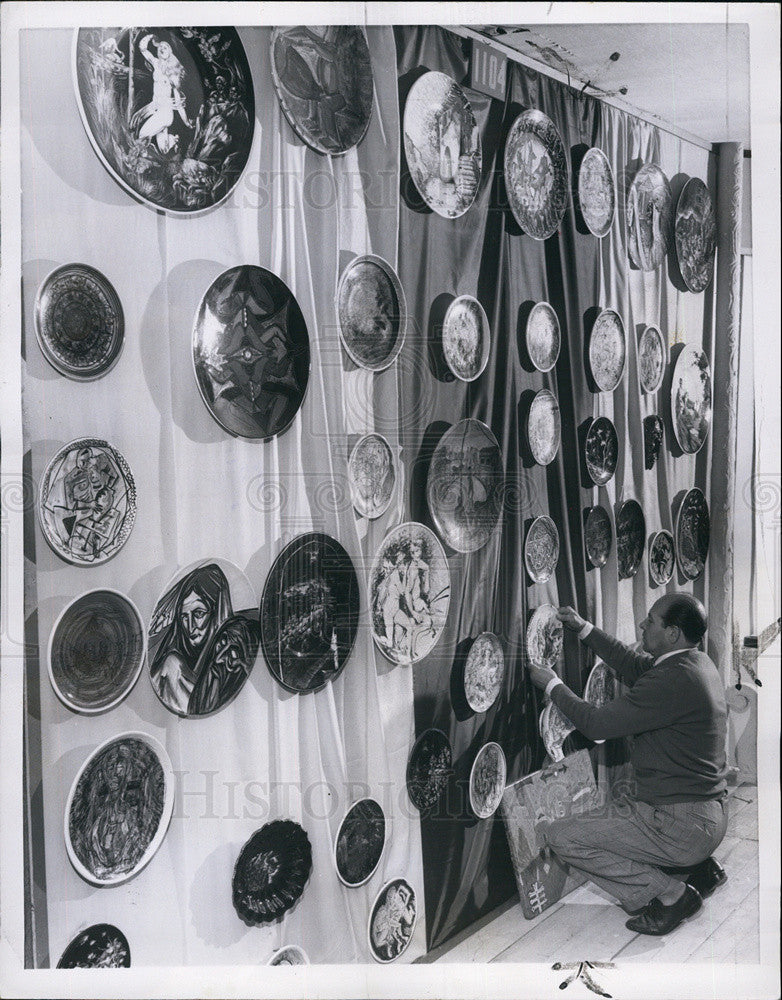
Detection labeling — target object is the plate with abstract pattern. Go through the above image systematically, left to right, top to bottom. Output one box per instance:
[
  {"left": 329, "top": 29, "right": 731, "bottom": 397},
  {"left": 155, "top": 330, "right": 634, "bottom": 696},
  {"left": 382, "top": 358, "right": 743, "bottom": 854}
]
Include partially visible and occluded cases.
[
  {"left": 504, "top": 109, "right": 569, "bottom": 240},
  {"left": 577, "top": 147, "right": 615, "bottom": 238},
  {"left": 627, "top": 163, "right": 674, "bottom": 271},
  {"left": 675, "top": 177, "right": 716, "bottom": 293},
  {"left": 525, "top": 301, "right": 561, "bottom": 372},
  {"left": 589, "top": 309, "right": 626, "bottom": 392},
  {"left": 527, "top": 389, "right": 561, "bottom": 466},
  {"left": 675, "top": 488, "right": 710, "bottom": 581},
  {"left": 524, "top": 515, "right": 560, "bottom": 583}
]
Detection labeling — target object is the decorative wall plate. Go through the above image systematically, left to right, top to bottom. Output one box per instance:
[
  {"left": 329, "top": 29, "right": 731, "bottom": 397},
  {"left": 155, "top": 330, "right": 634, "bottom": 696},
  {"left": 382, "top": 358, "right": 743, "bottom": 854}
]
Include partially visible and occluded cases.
[
  {"left": 270, "top": 26, "right": 373, "bottom": 156},
  {"left": 73, "top": 28, "right": 254, "bottom": 214},
  {"left": 402, "top": 71, "right": 481, "bottom": 219},
  {"left": 504, "top": 109, "right": 569, "bottom": 240},
  {"left": 577, "top": 147, "right": 616, "bottom": 238},
  {"left": 627, "top": 163, "right": 674, "bottom": 270},
  {"left": 675, "top": 177, "right": 716, "bottom": 293},
  {"left": 336, "top": 254, "right": 407, "bottom": 372},
  {"left": 35, "top": 264, "right": 124, "bottom": 380},
  {"left": 192, "top": 265, "right": 310, "bottom": 440},
  {"left": 442, "top": 295, "right": 491, "bottom": 381},
  {"left": 525, "top": 301, "right": 561, "bottom": 372},
  {"left": 589, "top": 309, "right": 626, "bottom": 392},
  {"left": 638, "top": 324, "right": 666, "bottom": 393},
  {"left": 671, "top": 345, "right": 712, "bottom": 454},
  {"left": 527, "top": 389, "right": 561, "bottom": 466},
  {"left": 643, "top": 414, "right": 664, "bottom": 470},
  {"left": 584, "top": 416, "right": 619, "bottom": 486},
  {"left": 427, "top": 419, "right": 503, "bottom": 553},
  {"left": 348, "top": 433, "right": 395, "bottom": 519},
  {"left": 38, "top": 438, "right": 136, "bottom": 566},
  {"left": 675, "top": 487, "right": 710, "bottom": 581},
  {"left": 616, "top": 499, "right": 646, "bottom": 580},
  {"left": 585, "top": 505, "right": 613, "bottom": 569},
  {"left": 524, "top": 515, "right": 560, "bottom": 583},
  {"left": 370, "top": 522, "right": 450, "bottom": 664},
  {"left": 649, "top": 529, "right": 675, "bottom": 586},
  {"left": 260, "top": 533, "right": 359, "bottom": 693},
  {"left": 49, "top": 589, "right": 145, "bottom": 714},
  {"left": 526, "top": 604, "right": 563, "bottom": 669},
  {"left": 463, "top": 632, "right": 505, "bottom": 714},
  {"left": 583, "top": 661, "right": 616, "bottom": 707},
  {"left": 539, "top": 701, "right": 575, "bottom": 763},
  {"left": 406, "top": 728, "right": 452, "bottom": 812},
  {"left": 65, "top": 731, "right": 174, "bottom": 886},
  {"left": 469, "top": 741, "right": 506, "bottom": 819},
  {"left": 334, "top": 797, "right": 386, "bottom": 888},
  {"left": 232, "top": 820, "right": 312, "bottom": 925},
  {"left": 368, "top": 878, "right": 417, "bottom": 963},
  {"left": 57, "top": 924, "right": 131, "bottom": 968},
  {"left": 268, "top": 946, "right": 309, "bottom": 966}
]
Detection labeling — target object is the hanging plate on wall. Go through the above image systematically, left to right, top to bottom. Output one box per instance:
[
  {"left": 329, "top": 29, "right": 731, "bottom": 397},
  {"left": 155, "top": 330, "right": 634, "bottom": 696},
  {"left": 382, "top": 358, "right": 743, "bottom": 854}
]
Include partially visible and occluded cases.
[
  {"left": 270, "top": 26, "right": 374, "bottom": 155},
  {"left": 72, "top": 28, "right": 254, "bottom": 214},
  {"left": 402, "top": 70, "right": 482, "bottom": 219},
  {"left": 504, "top": 108, "right": 569, "bottom": 240},
  {"left": 577, "top": 147, "right": 616, "bottom": 238},
  {"left": 626, "top": 163, "right": 674, "bottom": 270},
  {"left": 675, "top": 177, "right": 717, "bottom": 293},
  {"left": 336, "top": 254, "right": 407, "bottom": 372},
  {"left": 441, "top": 295, "right": 491, "bottom": 381},
  {"left": 525, "top": 301, "right": 561, "bottom": 372},
  {"left": 588, "top": 308, "right": 626, "bottom": 392},
  {"left": 638, "top": 324, "right": 667, "bottom": 393},
  {"left": 671, "top": 345, "right": 712, "bottom": 454},
  {"left": 527, "top": 388, "right": 561, "bottom": 466},
  {"left": 643, "top": 414, "right": 664, "bottom": 470},
  {"left": 584, "top": 416, "right": 619, "bottom": 486},
  {"left": 348, "top": 433, "right": 396, "bottom": 519},
  {"left": 675, "top": 487, "right": 710, "bottom": 581},
  {"left": 616, "top": 499, "right": 646, "bottom": 580},
  {"left": 585, "top": 504, "right": 613, "bottom": 569},
  {"left": 524, "top": 515, "right": 560, "bottom": 584},
  {"left": 649, "top": 529, "right": 676, "bottom": 586},
  {"left": 526, "top": 604, "right": 563, "bottom": 669},
  {"left": 463, "top": 632, "right": 505, "bottom": 713},
  {"left": 583, "top": 661, "right": 616, "bottom": 707},
  {"left": 539, "top": 701, "right": 575, "bottom": 763},
  {"left": 406, "top": 728, "right": 452, "bottom": 812},
  {"left": 469, "top": 741, "right": 506, "bottom": 819},
  {"left": 333, "top": 798, "right": 386, "bottom": 888},
  {"left": 232, "top": 820, "right": 312, "bottom": 925},
  {"left": 368, "top": 878, "right": 417, "bottom": 963},
  {"left": 57, "top": 924, "right": 131, "bottom": 969},
  {"left": 268, "top": 946, "right": 309, "bottom": 966}
]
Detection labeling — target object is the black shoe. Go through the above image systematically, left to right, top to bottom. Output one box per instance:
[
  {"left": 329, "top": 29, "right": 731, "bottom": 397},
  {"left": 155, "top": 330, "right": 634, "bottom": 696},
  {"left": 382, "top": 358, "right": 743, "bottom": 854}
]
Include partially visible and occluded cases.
[
  {"left": 660, "top": 856, "right": 727, "bottom": 899},
  {"left": 625, "top": 885, "right": 702, "bottom": 936}
]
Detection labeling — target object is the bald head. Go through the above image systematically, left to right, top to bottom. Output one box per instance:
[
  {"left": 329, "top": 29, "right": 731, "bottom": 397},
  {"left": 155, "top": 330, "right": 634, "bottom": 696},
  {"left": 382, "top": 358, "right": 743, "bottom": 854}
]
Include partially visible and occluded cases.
[{"left": 655, "top": 593, "right": 708, "bottom": 645}]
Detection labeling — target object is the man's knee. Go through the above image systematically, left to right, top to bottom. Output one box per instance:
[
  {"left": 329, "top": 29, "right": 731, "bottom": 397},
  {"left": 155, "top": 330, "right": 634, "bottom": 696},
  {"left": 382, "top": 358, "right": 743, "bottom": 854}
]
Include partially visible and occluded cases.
[{"left": 542, "top": 815, "right": 581, "bottom": 854}]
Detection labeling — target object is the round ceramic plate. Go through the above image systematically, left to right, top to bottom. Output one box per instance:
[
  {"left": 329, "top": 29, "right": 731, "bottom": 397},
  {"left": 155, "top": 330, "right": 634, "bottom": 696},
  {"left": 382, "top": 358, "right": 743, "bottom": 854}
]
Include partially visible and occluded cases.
[
  {"left": 270, "top": 26, "right": 373, "bottom": 156},
  {"left": 73, "top": 28, "right": 254, "bottom": 214},
  {"left": 403, "top": 70, "right": 481, "bottom": 219},
  {"left": 504, "top": 109, "right": 569, "bottom": 240},
  {"left": 577, "top": 147, "right": 615, "bottom": 238},
  {"left": 627, "top": 163, "right": 674, "bottom": 270},
  {"left": 675, "top": 177, "right": 716, "bottom": 293},
  {"left": 336, "top": 254, "right": 407, "bottom": 372},
  {"left": 35, "top": 264, "right": 124, "bottom": 380},
  {"left": 192, "top": 265, "right": 310, "bottom": 440},
  {"left": 442, "top": 295, "right": 491, "bottom": 381},
  {"left": 526, "top": 301, "right": 561, "bottom": 372},
  {"left": 589, "top": 309, "right": 626, "bottom": 392},
  {"left": 638, "top": 324, "right": 666, "bottom": 393},
  {"left": 671, "top": 345, "right": 712, "bottom": 454},
  {"left": 527, "top": 389, "right": 561, "bottom": 466},
  {"left": 644, "top": 414, "right": 664, "bottom": 470},
  {"left": 584, "top": 416, "right": 619, "bottom": 486},
  {"left": 427, "top": 419, "right": 503, "bottom": 553},
  {"left": 348, "top": 433, "right": 395, "bottom": 519},
  {"left": 38, "top": 438, "right": 136, "bottom": 566},
  {"left": 675, "top": 488, "right": 710, "bottom": 581},
  {"left": 616, "top": 499, "right": 646, "bottom": 580},
  {"left": 585, "top": 505, "right": 613, "bottom": 569},
  {"left": 524, "top": 515, "right": 560, "bottom": 583},
  {"left": 370, "top": 522, "right": 451, "bottom": 664},
  {"left": 649, "top": 529, "right": 675, "bottom": 586},
  {"left": 260, "top": 533, "right": 359, "bottom": 693},
  {"left": 49, "top": 589, "right": 145, "bottom": 714},
  {"left": 526, "top": 604, "right": 563, "bottom": 669},
  {"left": 463, "top": 632, "right": 504, "bottom": 713},
  {"left": 583, "top": 661, "right": 615, "bottom": 707},
  {"left": 539, "top": 701, "right": 575, "bottom": 763},
  {"left": 406, "top": 728, "right": 452, "bottom": 812},
  {"left": 65, "top": 731, "right": 174, "bottom": 886},
  {"left": 469, "top": 742, "right": 506, "bottom": 819},
  {"left": 334, "top": 797, "right": 386, "bottom": 888},
  {"left": 232, "top": 820, "right": 312, "bottom": 925},
  {"left": 368, "top": 878, "right": 417, "bottom": 963},
  {"left": 57, "top": 924, "right": 130, "bottom": 969},
  {"left": 268, "top": 946, "right": 309, "bottom": 966}
]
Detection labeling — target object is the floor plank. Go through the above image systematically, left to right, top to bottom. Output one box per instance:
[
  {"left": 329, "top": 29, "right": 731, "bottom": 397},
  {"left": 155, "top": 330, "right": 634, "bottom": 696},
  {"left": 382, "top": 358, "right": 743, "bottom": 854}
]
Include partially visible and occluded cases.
[{"left": 687, "top": 886, "right": 759, "bottom": 964}]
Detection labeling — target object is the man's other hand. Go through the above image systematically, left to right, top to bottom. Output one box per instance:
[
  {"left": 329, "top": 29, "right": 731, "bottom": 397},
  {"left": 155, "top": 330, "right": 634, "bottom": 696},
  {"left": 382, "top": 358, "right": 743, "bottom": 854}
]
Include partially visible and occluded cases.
[
  {"left": 557, "top": 606, "right": 587, "bottom": 632},
  {"left": 527, "top": 662, "right": 558, "bottom": 690}
]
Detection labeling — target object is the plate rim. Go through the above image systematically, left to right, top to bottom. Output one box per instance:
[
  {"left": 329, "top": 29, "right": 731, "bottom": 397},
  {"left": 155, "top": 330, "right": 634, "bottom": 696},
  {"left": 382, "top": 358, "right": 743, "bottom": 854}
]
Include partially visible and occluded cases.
[
  {"left": 503, "top": 107, "right": 570, "bottom": 240},
  {"left": 577, "top": 145, "right": 616, "bottom": 238},
  {"left": 675, "top": 176, "right": 716, "bottom": 293},
  {"left": 335, "top": 253, "right": 408, "bottom": 372},
  {"left": 442, "top": 294, "right": 491, "bottom": 382},
  {"left": 525, "top": 300, "right": 561, "bottom": 372},
  {"left": 589, "top": 307, "right": 626, "bottom": 392},
  {"left": 638, "top": 323, "right": 667, "bottom": 393},
  {"left": 670, "top": 344, "right": 712, "bottom": 454},
  {"left": 527, "top": 387, "right": 561, "bottom": 466},
  {"left": 584, "top": 415, "right": 619, "bottom": 486},
  {"left": 348, "top": 431, "right": 396, "bottom": 519},
  {"left": 674, "top": 487, "right": 709, "bottom": 581},
  {"left": 585, "top": 503, "right": 613, "bottom": 568},
  {"left": 524, "top": 514, "right": 560, "bottom": 583},
  {"left": 648, "top": 528, "right": 675, "bottom": 586},
  {"left": 463, "top": 630, "right": 505, "bottom": 713},
  {"left": 583, "top": 660, "right": 613, "bottom": 705},
  {"left": 538, "top": 700, "right": 575, "bottom": 762},
  {"left": 468, "top": 740, "right": 507, "bottom": 819},
  {"left": 332, "top": 796, "right": 387, "bottom": 888},
  {"left": 367, "top": 877, "right": 418, "bottom": 963}
]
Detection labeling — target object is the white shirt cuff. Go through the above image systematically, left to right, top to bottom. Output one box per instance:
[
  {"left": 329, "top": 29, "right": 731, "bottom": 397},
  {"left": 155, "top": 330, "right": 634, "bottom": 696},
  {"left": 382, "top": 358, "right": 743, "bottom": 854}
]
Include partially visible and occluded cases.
[
  {"left": 578, "top": 621, "right": 594, "bottom": 639},
  {"left": 545, "top": 676, "right": 563, "bottom": 699}
]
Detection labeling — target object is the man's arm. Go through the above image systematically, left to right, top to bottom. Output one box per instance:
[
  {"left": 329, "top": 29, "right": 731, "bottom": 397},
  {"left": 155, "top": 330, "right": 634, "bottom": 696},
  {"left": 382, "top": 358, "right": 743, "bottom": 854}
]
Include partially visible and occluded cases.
[{"left": 581, "top": 626, "right": 655, "bottom": 687}]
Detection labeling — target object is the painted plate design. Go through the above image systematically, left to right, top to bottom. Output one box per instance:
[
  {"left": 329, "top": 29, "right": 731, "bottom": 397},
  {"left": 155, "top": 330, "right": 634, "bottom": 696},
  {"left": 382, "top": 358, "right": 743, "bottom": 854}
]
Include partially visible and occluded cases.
[
  {"left": 270, "top": 26, "right": 373, "bottom": 156},
  {"left": 73, "top": 28, "right": 254, "bottom": 214},
  {"left": 402, "top": 71, "right": 481, "bottom": 219},
  {"left": 504, "top": 109, "right": 569, "bottom": 240},
  {"left": 577, "top": 147, "right": 615, "bottom": 238},
  {"left": 627, "top": 163, "right": 674, "bottom": 270},
  {"left": 675, "top": 177, "right": 716, "bottom": 293},
  {"left": 336, "top": 254, "right": 407, "bottom": 372},
  {"left": 35, "top": 264, "right": 124, "bottom": 380},
  {"left": 192, "top": 265, "right": 310, "bottom": 440},
  {"left": 442, "top": 295, "right": 491, "bottom": 381},
  {"left": 526, "top": 301, "right": 561, "bottom": 372},
  {"left": 589, "top": 309, "right": 626, "bottom": 392},
  {"left": 638, "top": 324, "right": 666, "bottom": 393},
  {"left": 671, "top": 345, "right": 712, "bottom": 454},
  {"left": 527, "top": 389, "right": 561, "bottom": 466},
  {"left": 644, "top": 415, "right": 664, "bottom": 470},
  {"left": 585, "top": 416, "right": 619, "bottom": 486},
  {"left": 427, "top": 419, "right": 503, "bottom": 553},
  {"left": 348, "top": 433, "right": 395, "bottom": 519},
  {"left": 38, "top": 438, "right": 136, "bottom": 566},
  {"left": 675, "top": 488, "right": 710, "bottom": 581},
  {"left": 616, "top": 499, "right": 646, "bottom": 580},
  {"left": 585, "top": 505, "right": 613, "bottom": 569},
  {"left": 524, "top": 515, "right": 560, "bottom": 584},
  {"left": 370, "top": 523, "right": 450, "bottom": 665},
  {"left": 649, "top": 529, "right": 675, "bottom": 586},
  {"left": 260, "top": 533, "right": 359, "bottom": 693},
  {"left": 49, "top": 589, "right": 145, "bottom": 714},
  {"left": 526, "top": 604, "right": 563, "bottom": 669},
  {"left": 463, "top": 632, "right": 504, "bottom": 713},
  {"left": 583, "top": 661, "right": 616, "bottom": 707},
  {"left": 539, "top": 701, "right": 575, "bottom": 763},
  {"left": 406, "top": 728, "right": 452, "bottom": 812},
  {"left": 65, "top": 732, "right": 174, "bottom": 886},
  {"left": 470, "top": 741, "right": 506, "bottom": 819},
  {"left": 334, "top": 798, "right": 386, "bottom": 888},
  {"left": 232, "top": 820, "right": 312, "bottom": 925},
  {"left": 368, "top": 878, "right": 417, "bottom": 963},
  {"left": 57, "top": 924, "right": 130, "bottom": 969},
  {"left": 268, "top": 946, "right": 309, "bottom": 966}
]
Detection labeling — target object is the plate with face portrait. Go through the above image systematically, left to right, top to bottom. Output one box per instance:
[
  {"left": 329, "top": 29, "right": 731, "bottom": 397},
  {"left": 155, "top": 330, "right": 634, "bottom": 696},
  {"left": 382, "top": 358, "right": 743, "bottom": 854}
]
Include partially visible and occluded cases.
[
  {"left": 504, "top": 109, "right": 569, "bottom": 240},
  {"left": 577, "top": 146, "right": 616, "bottom": 238},
  {"left": 627, "top": 163, "right": 674, "bottom": 271},
  {"left": 675, "top": 177, "right": 716, "bottom": 293},
  {"left": 336, "top": 254, "right": 407, "bottom": 372},
  {"left": 442, "top": 295, "right": 491, "bottom": 381},
  {"left": 525, "top": 301, "right": 561, "bottom": 372},
  {"left": 589, "top": 309, "right": 626, "bottom": 392},
  {"left": 638, "top": 324, "right": 666, "bottom": 393},
  {"left": 671, "top": 345, "right": 712, "bottom": 454},
  {"left": 527, "top": 389, "right": 561, "bottom": 466},
  {"left": 584, "top": 416, "right": 619, "bottom": 486},
  {"left": 348, "top": 433, "right": 396, "bottom": 520},
  {"left": 675, "top": 488, "right": 710, "bottom": 581},
  {"left": 616, "top": 499, "right": 646, "bottom": 580},
  {"left": 585, "top": 504, "right": 613, "bottom": 569},
  {"left": 524, "top": 515, "right": 560, "bottom": 584},
  {"left": 649, "top": 529, "right": 676, "bottom": 586},
  {"left": 526, "top": 604, "right": 563, "bottom": 669},
  {"left": 463, "top": 632, "right": 505, "bottom": 713},
  {"left": 583, "top": 661, "right": 616, "bottom": 707},
  {"left": 539, "top": 700, "right": 575, "bottom": 763},
  {"left": 406, "top": 728, "right": 452, "bottom": 813},
  {"left": 469, "top": 741, "right": 507, "bottom": 819},
  {"left": 334, "top": 797, "right": 386, "bottom": 888},
  {"left": 232, "top": 819, "right": 312, "bottom": 925},
  {"left": 368, "top": 878, "right": 418, "bottom": 963},
  {"left": 57, "top": 924, "right": 131, "bottom": 969}
]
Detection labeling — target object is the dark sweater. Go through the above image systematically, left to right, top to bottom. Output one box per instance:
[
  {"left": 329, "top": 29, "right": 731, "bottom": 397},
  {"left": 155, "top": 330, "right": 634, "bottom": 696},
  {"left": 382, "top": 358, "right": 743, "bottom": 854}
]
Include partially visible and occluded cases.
[{"left": 550, "top": 627, "right": 728, "bottom": 804}]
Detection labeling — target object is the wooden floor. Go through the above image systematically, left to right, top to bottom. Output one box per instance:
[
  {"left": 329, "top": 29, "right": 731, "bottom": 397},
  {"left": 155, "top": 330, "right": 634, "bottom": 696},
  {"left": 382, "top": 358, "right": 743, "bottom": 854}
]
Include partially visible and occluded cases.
[{"left": 427, "top": 784, "right": 759, "bottom": 966}]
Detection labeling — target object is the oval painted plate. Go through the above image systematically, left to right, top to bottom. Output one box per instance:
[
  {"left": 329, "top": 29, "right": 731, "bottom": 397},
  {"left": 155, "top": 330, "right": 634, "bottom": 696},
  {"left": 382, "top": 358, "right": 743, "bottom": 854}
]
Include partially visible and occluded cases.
[
  {"left": 270, "top": 26, "right": 373, "bottom": 156},
  {"left": 73, "top": 28, "right": 254, "bottom": 214},
  {"left": 403, "top": 71, "right": 481, "bottom": 219},
  {"left": 504, "top": 109, "right": 569, "bottom": 240},
  {"left": 577, "top": 147, "right": 616, "bottom": 238},
  {"left": 627, "top": 163, "right": 674, "bottom": 271},
  {"left": 675, "top": 177, "right": 716, "bottom": 293},
  {"left": 336, "top": 254, "right": 407, "bottom": 372},
  {"left": 35, "top": 264, "right": 124, "bottom": 380},
  {"left": 192, "top": 265, "right": 310, "bottom": 440},
  {"left": 442, "top": 295, "right": 491, "bottom": 381},
  {"left": 526, "top": 301, "right": 561, "bottom": 372},
  {"left": 589, "top": 309, "right": 626, "bottom": 392},
  {"left": 638, "top": 324, "right": 666, "bottom": 393},
  {"left": 671, "top": 345, "right": 712, "bottom": 454},
  {"left": 527, "top": 389, "right": 561, "bottom": 466},
  {"left": 644, "top": 414, "right": 664, "bottom": 470},
  {"left": 584, "top": 416, "right": 619, "bottom": 486},
  {"left": 427, "top": 419, "right": 503, "bottom": 553},
  {"left": 348, "top": 433, "right": 395, "bottom": 519},
  {"left": 38, "top": 438, "right": 136, "bottom": 566},
  {"left": 675, "top": 487, "right": 710, "bottom": 581},
  {"left": 616, "top": 499, "right": 646, "bottom": 580},
  {"left": 585, "top": 505, "right": 613, "bottom": 569},
  {"left": 524, "top": 515, "right": 560, "bottom": 584},
  {"left": 370, "top": 522, "right": 450, "bottom": 665},
  {"left": 649, "top": 528, "right": 675, "bottom": 586},
  {"left": 260, "top": 533, "right": 359, "bottom": 693},
  {"left": 49, "top": 589, "right": 145, "bottom": 714},
  {"left": 526, "top": 604, "right": 563, "bottom": 669},
  {"left": 463, "top": 632, "right": 505, "bottom": 713},
  {"left": 583, "top": 661, "right": 616, "bottom": 708},
  {"left": 539, "top": 701, "right": 575, "bottom": 763},
  {"left": 406, "top": 728, "right": 452, "bottom": 812},
  {"left": 65, "top": 731, "right": 174, "bottom": 886},
  {"left": 469, "top": 741, "right": 506, "bottom": 819},
  {"left": 334, "top": 797, "right": 386, "bottom": 888},
  {"left": 232, "top": 819, "right": 312, "bottom": 925},
  {"left": 368, "top": 878, "right": 417, "bottom": 963},
  {"left": 57, "top": 924, "right": 131, "bottom": 969},
  {"left": 268, "top": 946, "right": 309, "bottom": 966}
]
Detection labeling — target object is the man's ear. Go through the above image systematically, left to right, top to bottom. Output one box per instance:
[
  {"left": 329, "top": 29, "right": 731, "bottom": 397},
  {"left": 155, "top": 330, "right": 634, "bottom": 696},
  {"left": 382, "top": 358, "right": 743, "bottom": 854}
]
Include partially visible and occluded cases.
[{"left": 665, "top": 623, "right": 681, "bottom": 642}]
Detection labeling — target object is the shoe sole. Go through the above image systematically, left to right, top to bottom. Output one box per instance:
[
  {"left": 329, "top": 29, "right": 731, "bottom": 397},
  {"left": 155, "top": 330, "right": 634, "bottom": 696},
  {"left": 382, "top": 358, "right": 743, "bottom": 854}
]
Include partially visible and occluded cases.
[{"left": 688, "top": 875, "right": 728, "bottom": 900}]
